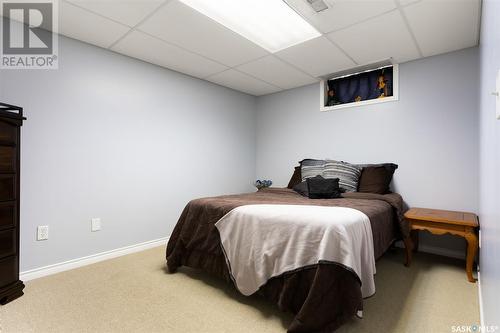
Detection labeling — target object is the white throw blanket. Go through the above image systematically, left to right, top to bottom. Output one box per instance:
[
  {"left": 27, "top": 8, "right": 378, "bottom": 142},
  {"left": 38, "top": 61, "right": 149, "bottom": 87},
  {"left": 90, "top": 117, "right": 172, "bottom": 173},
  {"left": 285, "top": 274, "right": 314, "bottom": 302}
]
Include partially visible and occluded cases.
[{"left": 215, "top": 204, "right": 376, "bottom": 298}]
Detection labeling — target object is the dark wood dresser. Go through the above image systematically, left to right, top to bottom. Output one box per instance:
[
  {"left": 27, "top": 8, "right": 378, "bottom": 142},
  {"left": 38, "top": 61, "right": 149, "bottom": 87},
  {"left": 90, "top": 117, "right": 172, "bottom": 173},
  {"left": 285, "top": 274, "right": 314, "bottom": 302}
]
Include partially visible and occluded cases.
[{"left": 0, "top": 102, "right": 25, "bottom": 304}]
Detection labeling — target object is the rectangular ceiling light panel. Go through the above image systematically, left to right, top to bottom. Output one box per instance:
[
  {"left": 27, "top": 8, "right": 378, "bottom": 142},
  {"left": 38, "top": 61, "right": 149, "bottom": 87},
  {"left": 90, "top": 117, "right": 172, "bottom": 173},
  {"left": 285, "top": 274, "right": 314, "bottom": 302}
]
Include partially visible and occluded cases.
[{"left": 178, "top": 0, "right": 321, "bottom": 53}]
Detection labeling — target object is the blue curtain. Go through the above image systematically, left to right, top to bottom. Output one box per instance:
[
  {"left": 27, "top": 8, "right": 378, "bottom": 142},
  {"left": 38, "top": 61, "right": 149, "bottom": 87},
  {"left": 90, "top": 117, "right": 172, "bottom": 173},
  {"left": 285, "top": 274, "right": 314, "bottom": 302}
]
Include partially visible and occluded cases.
[{"left": 327, "top": 67, "right": 393, "bottom": 104}]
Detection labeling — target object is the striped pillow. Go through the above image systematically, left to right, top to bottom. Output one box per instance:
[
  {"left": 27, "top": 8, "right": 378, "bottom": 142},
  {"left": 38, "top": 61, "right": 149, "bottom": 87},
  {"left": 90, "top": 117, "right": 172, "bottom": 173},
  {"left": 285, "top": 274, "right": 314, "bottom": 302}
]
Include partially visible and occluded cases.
[
  {"left": 301, "top": 159, "right": 326, "bottom": 181},
  {"left": 323, "top": 160, "right": 362, "bottom": 192}
]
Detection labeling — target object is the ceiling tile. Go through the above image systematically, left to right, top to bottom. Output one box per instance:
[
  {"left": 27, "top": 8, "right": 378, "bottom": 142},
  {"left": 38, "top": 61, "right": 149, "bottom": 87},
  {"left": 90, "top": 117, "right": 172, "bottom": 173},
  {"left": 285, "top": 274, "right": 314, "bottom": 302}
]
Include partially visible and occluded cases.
[
  {"left": 51, "top": 0, "right": 479, "bottom": 96},
  {"left": 65, "top": 0, "right": 166, "bottom": 27},
  {"left": 137, "top": 0, "right": 268, "bottom": 67},
  {"left": 285, "top": 0, "right": 397, "bottom": 34},
  {"left": 398, "top": 0, "right": 421, "bottom": 6},
  {"left": 403, "top": 0, "right": 480, "bottom": 57},
  {"left": 60, "top": 1, "right": 130, "bottom": 48},
  {"left": 328, "top": 10, "right": 420, "bottom": 64},
  {"left": 111, "top": 31, "right": 227, "bottom": 78},
  {"left": 275, "top": 36, "right": 356, "bottom": 78},
  {"left": 236, "top": 56, "right": 318, "bottom": 90},
  {"left": 207, "top": 70, "right": 282, "bottom": 96}
]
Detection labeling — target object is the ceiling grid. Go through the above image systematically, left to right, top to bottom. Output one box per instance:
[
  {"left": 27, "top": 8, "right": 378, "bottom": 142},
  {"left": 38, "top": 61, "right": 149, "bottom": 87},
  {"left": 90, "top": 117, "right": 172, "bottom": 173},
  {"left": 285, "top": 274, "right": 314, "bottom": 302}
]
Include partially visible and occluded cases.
[{"left": 24, "top": 0, "right": 481, "bottom": 95}]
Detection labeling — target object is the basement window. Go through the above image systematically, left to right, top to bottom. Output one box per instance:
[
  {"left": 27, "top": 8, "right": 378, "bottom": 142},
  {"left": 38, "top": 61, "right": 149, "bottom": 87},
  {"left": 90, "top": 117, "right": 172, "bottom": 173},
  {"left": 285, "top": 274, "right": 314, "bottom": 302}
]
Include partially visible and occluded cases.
[{"left": 320, "top": 62, "right": 399, "bottom": 112}]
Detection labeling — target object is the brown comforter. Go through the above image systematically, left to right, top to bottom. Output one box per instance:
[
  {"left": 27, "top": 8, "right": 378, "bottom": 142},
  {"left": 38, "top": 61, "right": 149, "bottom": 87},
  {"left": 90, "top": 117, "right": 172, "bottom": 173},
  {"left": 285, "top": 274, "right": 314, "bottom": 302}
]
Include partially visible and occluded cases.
[{"left": 166, "top": 188, "right": 408, "bottom": 332}]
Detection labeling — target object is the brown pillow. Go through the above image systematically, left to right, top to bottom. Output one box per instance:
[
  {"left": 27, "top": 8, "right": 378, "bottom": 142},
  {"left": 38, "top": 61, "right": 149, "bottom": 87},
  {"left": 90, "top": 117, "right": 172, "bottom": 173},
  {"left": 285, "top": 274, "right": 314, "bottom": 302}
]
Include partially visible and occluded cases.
[
  {"left": 287, "top": 166, "right": 302, "bottom": 189},
  {"left": 358, "top": 166, "right": 393, "bottom": 194}
]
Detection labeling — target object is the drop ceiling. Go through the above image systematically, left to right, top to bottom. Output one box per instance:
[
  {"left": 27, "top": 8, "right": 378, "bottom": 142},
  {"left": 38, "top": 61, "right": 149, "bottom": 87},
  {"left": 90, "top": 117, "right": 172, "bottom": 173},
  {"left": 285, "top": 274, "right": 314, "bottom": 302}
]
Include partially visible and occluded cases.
[{"left": 22, "top": 0, "right": 486, "bottom": 95}]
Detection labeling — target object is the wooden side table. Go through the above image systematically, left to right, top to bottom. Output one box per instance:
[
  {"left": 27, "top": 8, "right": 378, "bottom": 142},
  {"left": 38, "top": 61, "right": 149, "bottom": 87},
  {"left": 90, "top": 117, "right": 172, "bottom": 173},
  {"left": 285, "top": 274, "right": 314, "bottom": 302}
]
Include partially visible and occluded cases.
[{"left": 403, "top": 207, "right": 479, "bottom": 283}]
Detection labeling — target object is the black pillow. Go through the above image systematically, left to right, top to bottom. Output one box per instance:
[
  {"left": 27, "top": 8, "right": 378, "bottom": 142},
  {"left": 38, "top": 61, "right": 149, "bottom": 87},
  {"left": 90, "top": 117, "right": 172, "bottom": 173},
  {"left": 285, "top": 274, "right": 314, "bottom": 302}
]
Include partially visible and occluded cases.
[
  {"left": 293, "top": 175, "right": 323, "bottom": 197},
  {"left": 307, "top": 177, "right": 341, "bottom": 199}
]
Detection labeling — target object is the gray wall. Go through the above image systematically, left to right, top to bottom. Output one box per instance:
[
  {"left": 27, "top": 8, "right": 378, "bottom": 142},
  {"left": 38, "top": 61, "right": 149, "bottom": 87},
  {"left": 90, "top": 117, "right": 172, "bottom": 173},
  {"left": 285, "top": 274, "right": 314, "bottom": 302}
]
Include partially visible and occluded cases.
[
  {"left": 478, "top": 0, "right": 500, "bottom": 326},
  {"left": 0, "top": 36, "right": 257, "bottom": 272},
  {"left": 256, "top": 47, "right": 479, "bottom": 256}
]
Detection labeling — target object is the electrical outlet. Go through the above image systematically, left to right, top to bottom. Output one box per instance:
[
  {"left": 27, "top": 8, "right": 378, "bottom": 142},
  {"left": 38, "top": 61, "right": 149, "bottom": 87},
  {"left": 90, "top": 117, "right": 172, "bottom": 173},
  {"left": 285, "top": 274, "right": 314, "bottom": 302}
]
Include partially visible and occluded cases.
[
  {"left": 91, "top": 218, "right": 101, "bottom": 232},
  {"left": 37, "top": 225, "right": 49, "bottom": 241}
]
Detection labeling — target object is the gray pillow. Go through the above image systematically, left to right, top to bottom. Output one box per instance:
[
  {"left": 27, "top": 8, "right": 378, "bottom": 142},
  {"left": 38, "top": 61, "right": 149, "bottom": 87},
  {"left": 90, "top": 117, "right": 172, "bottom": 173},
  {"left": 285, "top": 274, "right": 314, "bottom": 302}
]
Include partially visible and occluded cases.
[
  {"left": 300, "top": 159, "right": 326, "bottom": 181},
  {"left": 323, "top": 160, "right": 362, "bottom": 192}
]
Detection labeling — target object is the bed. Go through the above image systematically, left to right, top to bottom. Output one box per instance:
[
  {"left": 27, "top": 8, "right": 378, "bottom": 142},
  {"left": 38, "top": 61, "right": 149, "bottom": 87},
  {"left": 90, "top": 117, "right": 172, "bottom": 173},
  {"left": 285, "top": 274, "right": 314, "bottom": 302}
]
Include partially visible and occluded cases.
[{"left": 166, "top": 187, "right": 409, "bottom": 332}]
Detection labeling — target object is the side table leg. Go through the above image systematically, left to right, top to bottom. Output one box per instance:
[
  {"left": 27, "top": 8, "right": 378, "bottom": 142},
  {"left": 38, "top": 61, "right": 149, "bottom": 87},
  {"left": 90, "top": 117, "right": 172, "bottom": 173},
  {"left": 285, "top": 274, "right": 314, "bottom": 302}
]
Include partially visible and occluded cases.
[
  {"left": 411, "top": 230, "right": 419, "bottom": 252},
  {"left": 464, "top": 230, "right": 478, "bottom": 283},
  {"left": 403, "top": 236, "right": 413, "bottom": 267}
]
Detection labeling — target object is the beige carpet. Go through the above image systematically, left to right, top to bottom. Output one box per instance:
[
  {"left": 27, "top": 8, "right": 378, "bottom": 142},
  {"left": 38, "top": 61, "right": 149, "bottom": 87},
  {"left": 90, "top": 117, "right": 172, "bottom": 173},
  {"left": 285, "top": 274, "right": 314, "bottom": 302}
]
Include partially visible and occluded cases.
[{"left": 0, "top": 246, "right": 479, "bottom": 333}]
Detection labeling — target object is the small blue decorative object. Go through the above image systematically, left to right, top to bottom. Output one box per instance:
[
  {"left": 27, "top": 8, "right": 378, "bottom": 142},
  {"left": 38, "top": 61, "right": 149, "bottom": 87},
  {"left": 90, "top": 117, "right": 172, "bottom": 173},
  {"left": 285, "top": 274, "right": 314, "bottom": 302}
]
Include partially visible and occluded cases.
[{"left": 254, "top": 179, "right": 272, "bottom": 189}]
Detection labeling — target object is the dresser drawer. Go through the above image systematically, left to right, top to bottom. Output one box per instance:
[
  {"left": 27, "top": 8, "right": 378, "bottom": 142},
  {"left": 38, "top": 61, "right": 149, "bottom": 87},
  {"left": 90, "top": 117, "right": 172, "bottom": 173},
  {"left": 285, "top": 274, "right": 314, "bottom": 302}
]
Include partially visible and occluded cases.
[
  {"left": 0, "top": 121, "right": 17, "bottom": 145},
  {"left": 0, "top": 146, "right": 16, "bottom": 173},
  {"left": 0, "top": 175, "right": 15, "bottom": 202},
  {"left": 0, "top": 201, "right": 16, "bottom": 230},
  {"left": 0, "top": 229, "right": 16, "bottom": 259},
  {"left": 0, "top": 256, "right": 18, "bottom": 288}
]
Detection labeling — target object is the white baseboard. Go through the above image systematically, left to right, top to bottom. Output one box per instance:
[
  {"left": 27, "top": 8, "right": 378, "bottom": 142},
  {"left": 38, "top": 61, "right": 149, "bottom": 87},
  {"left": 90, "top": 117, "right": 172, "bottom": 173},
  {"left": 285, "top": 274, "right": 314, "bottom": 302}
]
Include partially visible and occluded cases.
[
  {"left": 478, "top": 230, "right": 484, "bottom": 328},
  {"left": 20, "top": 236, "right": 169, "bottom": 282},
  {"left": 395, "top": 241, "right": 465, "bottom": 260},
  {"left": 478, "top": 268, "right": 484, "bottom": 328}
]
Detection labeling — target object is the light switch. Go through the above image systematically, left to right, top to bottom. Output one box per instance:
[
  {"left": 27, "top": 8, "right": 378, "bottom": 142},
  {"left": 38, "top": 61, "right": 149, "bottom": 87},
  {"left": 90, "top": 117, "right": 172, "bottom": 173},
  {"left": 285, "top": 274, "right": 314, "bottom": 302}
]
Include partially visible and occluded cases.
[
  {"left": 91, "top": 218, "right": 101, "bottom": 232},
  {"left": 37, "top": 225, "right": 49, "bottom": 240}
]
